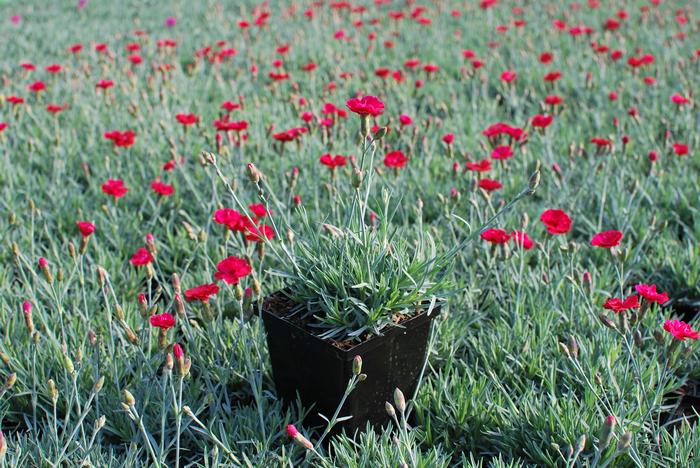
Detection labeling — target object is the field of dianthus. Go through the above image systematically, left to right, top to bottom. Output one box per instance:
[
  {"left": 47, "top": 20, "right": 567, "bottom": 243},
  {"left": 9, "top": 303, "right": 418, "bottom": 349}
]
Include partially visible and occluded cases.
[{"left": 0, "top": 0, "right": 699, "bottom": 466}]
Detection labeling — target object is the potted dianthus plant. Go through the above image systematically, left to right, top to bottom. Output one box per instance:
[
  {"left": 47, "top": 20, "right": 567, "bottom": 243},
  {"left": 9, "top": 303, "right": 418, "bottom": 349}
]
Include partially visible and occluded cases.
[{"left": 206, "top": 95, "right": 538, "bottom": 435}]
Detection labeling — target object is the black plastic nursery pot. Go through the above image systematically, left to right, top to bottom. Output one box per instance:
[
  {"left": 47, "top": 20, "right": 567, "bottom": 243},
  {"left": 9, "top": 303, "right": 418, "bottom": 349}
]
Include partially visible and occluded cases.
[{"left": 261, "top": 292, "right": 440, "bottom": 435}]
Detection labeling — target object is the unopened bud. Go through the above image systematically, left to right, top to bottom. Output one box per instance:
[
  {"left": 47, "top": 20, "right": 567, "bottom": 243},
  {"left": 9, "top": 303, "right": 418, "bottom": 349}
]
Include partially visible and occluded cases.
[
  {"left": 373, "top": 126, "right": 388, "bottom": 140},
  {"left": 202, "top": 151, "right": 217, "bottom": 165},
  {"left": 247, "top": 163, "right": 261, "bottom": 183},
  {"left": 351, "top": 168, "right": 364, "bottom": 188},
  {"left": 527, "top": 169, "right": 541, "bottom": 194},
  {"left": 39, "top": 257, "right": 53, "bottom": 283},
  {"left": 97, "top": 266, "right": 108, "bottom": 287},
  {"left": 172, "top": 273, "right": 181, "bottom": 295},
  {"left": 175, "top": 293, "right": 185, "bottom": 317},
  {"left": 23, "top": 301, "right": 34, "bottom": 335},
  {"left": 599, "top": 314, "right": 617, "bottom": 330},
  {"left": 568, "top": 336, "right": 579, "bottom": 360},
  {"left": 558, "top": 342, "right": 571, "bottom": 358},
  {"left": 165, "top": 353, "right": 174, "bottom": 374},
  {"left": 64, "top": 354, "right": 75, "bottom": 375},
  {"left": 352, "top": 355, "right": 362, "bottom": 376},
  {"left": 182, "top": 358, "right": 192, "bottom": 377},
  {"left": 5, "top": 373, "right": 16, "bottom": 389},
  {"left": 93, "top": 376, "right": 105, "bottom": 394},
  {"left": 48, "top": 379, "right": 58, "bottom": 402},
  {"left": 393, "top": 388, "right": 406, "bottom": 413},
  {"left": 123, "top": 389, "right": 136, "bottom": 407},
  {"left": 385, "top": 402, "right": 396, "bottom": 418},
  {"left": 95, "top": 415, "right": 106, "bottom": 431},
  {"left": 598, "top": 415, "right": 616, "bottom": 450},
  {"left": 616, "top": 431, "right": 632, "bottom": 453}
]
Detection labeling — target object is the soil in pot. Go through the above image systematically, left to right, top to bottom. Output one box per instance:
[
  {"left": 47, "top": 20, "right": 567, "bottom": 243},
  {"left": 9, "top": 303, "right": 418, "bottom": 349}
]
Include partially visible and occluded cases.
[{"left": 261, "top": 292, "right": 441, "bottom": 436}]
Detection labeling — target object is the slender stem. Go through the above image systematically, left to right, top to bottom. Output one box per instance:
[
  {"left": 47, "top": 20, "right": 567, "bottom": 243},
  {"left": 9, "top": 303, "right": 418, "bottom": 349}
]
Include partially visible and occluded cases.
[
  {"left": 314, "top": 375, "right": 359, "bottom": 449},
  {"left": 175, "top": 377, "right": 183, "bottom": 468},
  {"left": 55, "top": 391, "right": 97, "bottom": 465},
  {"left": 130, "top": 405, "right": 161, "bottom": 468}
]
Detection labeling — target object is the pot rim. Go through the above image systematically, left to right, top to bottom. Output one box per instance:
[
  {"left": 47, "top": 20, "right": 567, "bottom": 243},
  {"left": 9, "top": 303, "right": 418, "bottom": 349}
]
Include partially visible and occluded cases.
[{"left": 258, "top": 290, "right": 443, "bottom": 357}]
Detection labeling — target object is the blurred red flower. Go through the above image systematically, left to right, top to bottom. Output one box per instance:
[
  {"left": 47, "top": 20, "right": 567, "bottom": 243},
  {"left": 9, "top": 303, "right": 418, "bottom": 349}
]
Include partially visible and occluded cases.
[
  {"left": 346, "top": 95, "right": 384, "bottom": 117},
  {"left": 384, "top": 150, "right": 408, "bottom": 168},
  {"left": 102, "top": 179, "right": 128, "bottom": 198},
  {"left": 540, "top": 209, "right": 571, "bottom": 234},
  {"left": 76, "top": 221, "right": 95, "bottom": 237},
  {"left": 481, "top": 228, "right": 510, "bottom": 244},
  {"left": 511, "top": 230, "right": 534, "bottom": 250},
  {"left": 590, "top": 230, "right": 622, "bottom": 248},
  {"left": 130, "top": 247, "right": 154, "bottom": 266},
  {"left": 214, "top": 256, "right": 252, "bottom": 284},
  {"left": 184, "top": 283, "right": 220, "bottom": 303},
  {"left": 635, "top": 284, "right": 669, "bottom": 304},
  {"left": 604, "top": 295, "right": 639, "bottom": 313},
  {"left": 150, "top": 313, "right": 175, "bottom": 329},
  {"left": 664, "top": 320, "right": 699, "bottom": 341}
]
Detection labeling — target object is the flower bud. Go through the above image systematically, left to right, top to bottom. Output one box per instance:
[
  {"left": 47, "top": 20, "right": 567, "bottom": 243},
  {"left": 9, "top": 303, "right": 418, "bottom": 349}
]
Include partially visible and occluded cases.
[
  {"left": 373, "top": 126, "right": 388, "bottom": 141},
  {"left": 202, "top": 151, "right": 217, "bottom": 165},
  {"left": 247, "top": 163, "right": 261, "bottom": 183},
  {"left": 351, "top": 168, "right": 364, "bottom": 188},
  {"left": 527, "top": 169, "right": 541, "bottom": 194},
  {"left": 68, "top": 242, "right": 77, "bottom": 259},
  {"left": 39, "top": 257, "right": 53, "bottom": 283},
  {"left": 172, "top": 273, "right": 182, "bottom": 296},
  {"left": 174, "top": 293, "right": 185, "bottom": 317},
  {"left": 23, "top": 301, "right": 34, "bottom": 335},
  {"left": 115, "top": 304, "right": 124, "bottom": 321},
  {"left": 598, "top": 314, "right": 617, "bottom": 330},
  {"left": 88, "top": 329, "right": 97, "bottom": 346},
  {"left": 568, "top": 336, "right": 579, "bottom": 360},
  {"left": 558, "top": 342, "right": 571, "bottom": 358},
  {"left": 165, "top": 353, "right": 174, "bottom": 374},
  {"left": 64, "top": 354, "right": 75, "bottom": 375},
  {"left": 352, "top": 355, "right": 362, "bottom": 376},
  {"left": 182, "top": 358, "right": 192, "bottom": 377},
  {"left": 5, "top": 373, "right": 16, "bottom": 389},
  {"left": 93, "top": 376, "right": 105, "bottom": 394},
  {"left": 48, "top": 378, "right": 58, "bottom": 403},
  {"left": 393, "top": 388, "right": 406, "bottom": 413},
  {"left": 123, "top": 389, "right": 136, "bottom": 407},
  {"left": 385, "top": 402, "right": 396, "bottom": 418},
  {"left": 95, "top": 415, "right": 106, "bottom": 431},
  {"left": 598, "top": 415, "right": 616, "bottom": 450},
  {"left": 286, "top": 424, "right": 314, "bottom": 450},
  {"left": 0, "top": 431, "right": 6, "bottom": 462},
  {"left": 616, "top": 431, "right": 632, "bottom": 453}
]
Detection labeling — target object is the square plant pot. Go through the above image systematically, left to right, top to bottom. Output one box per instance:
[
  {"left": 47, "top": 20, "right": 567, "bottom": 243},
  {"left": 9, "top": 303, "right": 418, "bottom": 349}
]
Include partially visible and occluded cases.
[{"left": 261, "top": 293, "right": 440, "bottom": 435}]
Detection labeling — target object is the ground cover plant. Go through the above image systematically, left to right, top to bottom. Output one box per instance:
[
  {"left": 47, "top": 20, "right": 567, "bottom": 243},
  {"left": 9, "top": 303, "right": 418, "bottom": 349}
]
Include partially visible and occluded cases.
[{"left": 0, "top": 0, "right": 698, "bottom": 466}]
